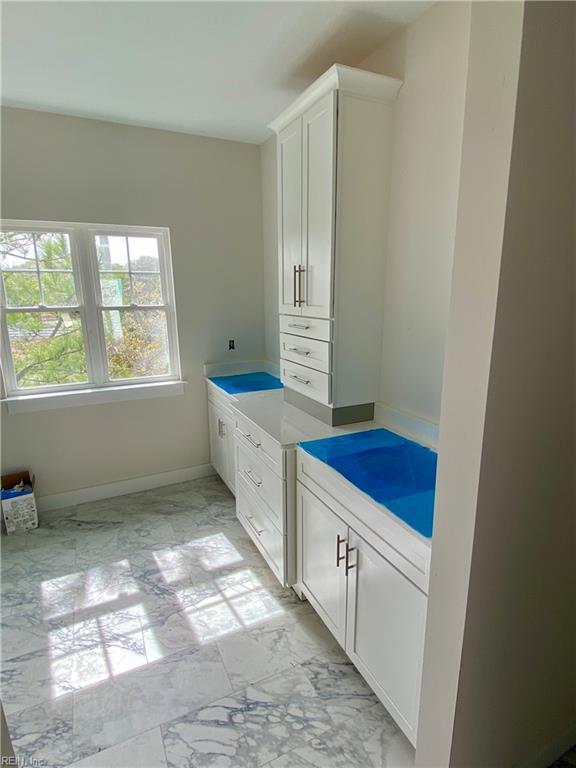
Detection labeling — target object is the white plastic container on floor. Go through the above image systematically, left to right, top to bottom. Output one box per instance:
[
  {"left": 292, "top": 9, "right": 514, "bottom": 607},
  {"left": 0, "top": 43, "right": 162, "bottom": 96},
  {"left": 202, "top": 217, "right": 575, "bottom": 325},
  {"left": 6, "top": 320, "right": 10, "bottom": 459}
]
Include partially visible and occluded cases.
[{"left": 1, "top": 470, "right": 38, "bottom": 534}]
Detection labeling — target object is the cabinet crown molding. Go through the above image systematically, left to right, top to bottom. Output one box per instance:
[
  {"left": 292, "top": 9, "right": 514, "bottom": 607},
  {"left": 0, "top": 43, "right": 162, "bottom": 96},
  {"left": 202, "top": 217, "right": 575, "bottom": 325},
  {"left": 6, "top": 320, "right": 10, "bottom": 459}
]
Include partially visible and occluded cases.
[{"left": 268, "top": 64, "right": 402, "bottom": 134}]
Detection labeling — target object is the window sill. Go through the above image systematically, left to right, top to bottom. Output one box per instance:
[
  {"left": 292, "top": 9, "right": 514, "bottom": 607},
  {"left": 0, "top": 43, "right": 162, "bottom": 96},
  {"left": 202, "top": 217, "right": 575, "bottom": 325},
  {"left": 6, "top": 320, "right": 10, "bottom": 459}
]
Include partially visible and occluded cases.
[{"left": 2, "top": 380, "right": 187, "bottom": 414}]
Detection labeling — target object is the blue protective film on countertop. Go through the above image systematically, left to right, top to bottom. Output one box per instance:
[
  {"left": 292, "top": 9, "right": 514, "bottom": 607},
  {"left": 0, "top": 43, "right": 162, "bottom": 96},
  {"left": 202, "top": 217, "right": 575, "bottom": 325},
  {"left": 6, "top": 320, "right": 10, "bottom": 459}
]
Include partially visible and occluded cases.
[
  {"left": 209, "top": 372, "right": 283, "bottom": 395},
  {"left": 299, "top": 428, "right": 437, "bottom": 538}
]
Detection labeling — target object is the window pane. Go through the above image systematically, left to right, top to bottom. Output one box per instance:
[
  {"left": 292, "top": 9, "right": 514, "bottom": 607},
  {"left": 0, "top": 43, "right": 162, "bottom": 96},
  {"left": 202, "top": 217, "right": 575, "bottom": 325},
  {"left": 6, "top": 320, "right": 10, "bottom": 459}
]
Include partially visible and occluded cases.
[
  {"left": 0, "top": 232, "right": 36, "bottom": 270},
  {"left": 35, "top": 233, "right": 72, "bottom": 270},
  {"left": 96, "top": 236, "right": 129, "bottom": 271},
  {"left": 128, "top": 237, "right": 159, "bottom": 272},
  {"left": 3, "top": 272, "right": 40, "bottom": 306},
  {"left": 41, "top": 272, "right": 78, "bottom": 306},
  {"left": 100, "top": 273, "right": 131, "bottom": 306},
  {"left": 132, "top": 274, "right": 163, "bottom": 305},
  {"left": 103, "top": 309, "right": 169, "bottom": 380},
  {"left": 6, "top": 311, "right": 88, "bottom": 388}
]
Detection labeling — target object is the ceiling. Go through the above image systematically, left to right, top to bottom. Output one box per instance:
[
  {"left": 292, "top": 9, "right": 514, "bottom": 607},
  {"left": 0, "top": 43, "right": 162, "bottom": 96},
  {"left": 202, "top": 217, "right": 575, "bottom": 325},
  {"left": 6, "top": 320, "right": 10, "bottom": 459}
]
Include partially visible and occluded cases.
[{"left": 1, "top": 1, "right": 431, "bottom": 144}]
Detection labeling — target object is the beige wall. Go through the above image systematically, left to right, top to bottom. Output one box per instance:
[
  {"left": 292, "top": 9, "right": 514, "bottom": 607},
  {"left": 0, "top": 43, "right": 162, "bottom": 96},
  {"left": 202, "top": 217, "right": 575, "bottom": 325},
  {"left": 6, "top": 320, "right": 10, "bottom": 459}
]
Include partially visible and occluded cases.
[
  {"left": 359, "top": 1, "right": 471, "bottom": 425},
  {"left": 418, "top": 2, "right": 575, "bottom": 765},
  {"left": 449, "top": 2, "right": 575, "bottom": 764},
  {"left": 1, "top": 108, "right": 265, "bottom": 497},
  {"left": 260, "top": 135, "right": 279, "bottom": 363}
]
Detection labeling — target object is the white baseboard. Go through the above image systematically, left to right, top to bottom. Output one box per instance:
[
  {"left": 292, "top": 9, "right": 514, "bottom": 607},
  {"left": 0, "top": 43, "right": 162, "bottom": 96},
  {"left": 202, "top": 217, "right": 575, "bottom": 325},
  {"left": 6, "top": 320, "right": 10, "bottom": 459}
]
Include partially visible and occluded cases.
[
  {"left": 374, "top": 402, "right": 439, "bottom": 449},
  {"left": 36, "top": 464, "right": 216, "bottom": 512}
]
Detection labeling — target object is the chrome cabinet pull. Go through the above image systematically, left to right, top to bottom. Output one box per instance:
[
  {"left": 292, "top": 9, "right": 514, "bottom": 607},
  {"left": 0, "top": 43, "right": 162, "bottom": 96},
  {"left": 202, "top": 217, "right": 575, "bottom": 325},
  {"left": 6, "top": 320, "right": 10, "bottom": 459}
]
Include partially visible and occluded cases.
[
  {"left": 293, "top": 265, "right": 298, "bottom": 307},
  {"left": 297, "top": 266, "right": 305, "bottom": 306},
  {"left": 288, "top": 322, "right": 311, "bottom": 330},
  {"left": 287, "top": 346, "right": 311, "bottom": 356},
  {"left": 289, "top": 373, "right": 311, "bottom": 385},
  {"left": 217, "top": 418, "right": 225, "bottom": 437},
  {"left": 241, "top": 431, "right": 261, "bottom": 449},
  {"left": 244, "top": 469, "right": 262, "bottom": 488},
  {"left": 246, "top": 515, "right": 264, "bottom": 536},
  {"left": 336, "top": 534, "right": 346, "bottom": 567},
  {"left": 345, "top": 543, "right": 357, "bottom": 573}
]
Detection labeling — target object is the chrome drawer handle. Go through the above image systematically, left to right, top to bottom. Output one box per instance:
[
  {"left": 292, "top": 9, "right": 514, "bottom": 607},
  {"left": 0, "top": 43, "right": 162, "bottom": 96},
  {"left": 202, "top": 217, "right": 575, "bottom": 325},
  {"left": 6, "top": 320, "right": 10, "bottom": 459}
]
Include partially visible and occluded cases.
[
  {"left": 297, "top": 266, "right": 305, "bottom": 307},
  {"left": 288, "top": 322, "right": 311, "bottom": 330},
  {"left": 287, "top": 346, "right": 311, "bottom": 356},
  {"left": 289, "top": 374, "right": 310, "bottom": 385},
  {"left": 241, "top": 431, "right": 261, "bottom": 449},
  {"left": 244, "top": 469, "right": 262, "bottom": 488},
  {"left": 246, "top": 515, "right": 264, "bottom": 536},
  {"left": 336, "top": 534, "right": 346, "bottom": 567},
  {"left": 345, "top": 544, "right": 357, "bottom": 574}
]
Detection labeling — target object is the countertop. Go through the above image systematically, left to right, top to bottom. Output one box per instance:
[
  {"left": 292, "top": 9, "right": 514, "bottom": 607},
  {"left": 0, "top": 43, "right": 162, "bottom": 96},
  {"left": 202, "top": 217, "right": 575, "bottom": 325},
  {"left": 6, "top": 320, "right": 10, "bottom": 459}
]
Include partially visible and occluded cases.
[
  {"left": 208, "top": 371, "right": 283, "bottom": 395},
  {"left": 230, "top": 389, "right": 380, "bottom": 447},
  {"left": 300, "top": 428, "right": 437, "bottom": 538}
]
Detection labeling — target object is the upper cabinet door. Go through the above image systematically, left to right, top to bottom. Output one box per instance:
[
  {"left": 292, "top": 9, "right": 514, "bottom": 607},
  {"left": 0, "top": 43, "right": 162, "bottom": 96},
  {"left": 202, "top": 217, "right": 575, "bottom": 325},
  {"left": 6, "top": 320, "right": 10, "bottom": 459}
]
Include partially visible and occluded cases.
[
  {"left": 302, "top": 92, "right": 337, "bottom": 319},
  {"left": 278, "top": 117, "right": 303, "bottom": 315}
]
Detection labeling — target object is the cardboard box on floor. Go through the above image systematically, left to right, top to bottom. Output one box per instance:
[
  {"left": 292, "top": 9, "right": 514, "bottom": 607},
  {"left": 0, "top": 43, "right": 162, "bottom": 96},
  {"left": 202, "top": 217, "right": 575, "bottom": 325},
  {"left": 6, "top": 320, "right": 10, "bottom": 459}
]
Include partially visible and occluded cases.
[{"left": 1, "top": 470, "right": 38, "bottom": 534}]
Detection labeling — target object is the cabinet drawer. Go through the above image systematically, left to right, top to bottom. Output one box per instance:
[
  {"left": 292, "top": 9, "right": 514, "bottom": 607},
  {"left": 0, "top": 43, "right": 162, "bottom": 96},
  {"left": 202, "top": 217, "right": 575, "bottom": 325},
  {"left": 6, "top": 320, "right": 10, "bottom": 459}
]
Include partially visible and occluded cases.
[
  {"left": 280, "top": 314, "right": 332, "bottom": 342},
  {"left": 280, "top": 333, "right": 331, "bottom": 374},
  {"left": 281, "top": 360, "right": 331, "bottom": 405},
  {"left": 234, "top": 413, "right": 284, "bottom": 477},
  {"left": 236, "top": 441, "right": 284, "bottom": 532},
  {"left": 236, "top": 474, "right": 285, "bottom": 585}
]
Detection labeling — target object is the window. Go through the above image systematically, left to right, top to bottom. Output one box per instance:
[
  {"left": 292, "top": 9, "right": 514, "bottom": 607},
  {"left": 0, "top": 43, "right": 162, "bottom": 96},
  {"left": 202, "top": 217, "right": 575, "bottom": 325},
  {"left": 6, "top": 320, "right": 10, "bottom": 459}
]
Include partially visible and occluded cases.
[{"left": 1, "top": 221, "right": 181, "bottom": 397}]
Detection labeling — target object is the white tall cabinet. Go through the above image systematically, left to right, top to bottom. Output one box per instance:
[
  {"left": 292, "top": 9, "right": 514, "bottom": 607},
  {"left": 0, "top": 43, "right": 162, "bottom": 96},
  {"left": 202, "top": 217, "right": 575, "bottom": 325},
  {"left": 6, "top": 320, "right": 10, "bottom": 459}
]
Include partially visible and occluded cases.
[{"left": 270, "top": 65, "right": 402, "bottom": 424}]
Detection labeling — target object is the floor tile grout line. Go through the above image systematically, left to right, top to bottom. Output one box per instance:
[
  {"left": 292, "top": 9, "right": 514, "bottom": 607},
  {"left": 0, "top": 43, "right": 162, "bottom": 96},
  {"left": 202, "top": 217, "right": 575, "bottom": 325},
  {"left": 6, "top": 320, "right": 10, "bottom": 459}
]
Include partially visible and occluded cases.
[{"left": 3, "top": 476, "right": 350, "bottom": 767}]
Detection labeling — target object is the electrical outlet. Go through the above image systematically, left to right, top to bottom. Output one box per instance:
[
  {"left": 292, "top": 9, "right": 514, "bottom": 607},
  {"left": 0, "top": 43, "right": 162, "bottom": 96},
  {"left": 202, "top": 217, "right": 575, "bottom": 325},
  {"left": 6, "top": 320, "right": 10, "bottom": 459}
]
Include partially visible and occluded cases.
[{"left": 228, "top": 339, "right": 235, "bottom": 351}]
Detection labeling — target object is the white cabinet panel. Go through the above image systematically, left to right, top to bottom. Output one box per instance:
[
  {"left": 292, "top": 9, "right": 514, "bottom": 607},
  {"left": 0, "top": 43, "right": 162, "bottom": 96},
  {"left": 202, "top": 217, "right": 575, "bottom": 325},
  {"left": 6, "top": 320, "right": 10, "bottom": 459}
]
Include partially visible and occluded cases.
[
  {"left": 301, "top": 92, "right": 336, "bottom": 320},
  {"left": 278, "top": 117, "right": 304, "bottom": 315},
  {"left": 279, "top": 314, "right": 332, "bottom": 342},
  {"left": 280, "top": 333, "right": 331, "bottom": 374},
  {"left": 281, "top": 359, "right": 331, "bottom": 405},
  {"left": 208, "top": 401, "right": 235, "bottom": 494},
  {"left": 235, "top": 412, "right": 284, "bottom": 477},
  {"left": 236, "top": 441, "right": 284, "bottom": 533},
  {"left": 237, "top": 473, "right": 285, "bottom": 585},
  {"left": 297, "top": 483, "right": 348, "bottom": 646},
  {"left": 345, "top": 529, "right": 427, "bottom": 744}
]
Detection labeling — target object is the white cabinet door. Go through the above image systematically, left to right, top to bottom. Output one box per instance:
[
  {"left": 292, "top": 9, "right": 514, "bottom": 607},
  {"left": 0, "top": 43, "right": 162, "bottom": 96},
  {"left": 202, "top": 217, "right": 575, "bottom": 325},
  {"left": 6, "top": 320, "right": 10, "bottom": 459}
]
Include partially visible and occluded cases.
[
  {"left": 301, "top": 92, "right": 336, "bottom": 319},
  {"left": 278, "top": 117, "right": 304, "bottom": 315},
  {"left": 208, "top": 402, "right": 235, "bottom": 494},
  {"left": 208, "top": 402, "right": 227, "bottom": 481},
  {"left": 219, "top": 409, "right": 235, "bottom": 494},
  {"left": 297, "top": 482, "right": 347, "bottom": 646},
  {"left": 345, "top": 529, "right": 427, "bottom": 744}
]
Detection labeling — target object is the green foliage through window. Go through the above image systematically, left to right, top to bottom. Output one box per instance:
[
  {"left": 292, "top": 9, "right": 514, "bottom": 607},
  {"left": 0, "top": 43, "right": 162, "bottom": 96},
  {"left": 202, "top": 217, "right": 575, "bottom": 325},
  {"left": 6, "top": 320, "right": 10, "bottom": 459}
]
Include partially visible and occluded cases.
[{"left": 1, "top": 225, "right": 177, "bottom": 392}]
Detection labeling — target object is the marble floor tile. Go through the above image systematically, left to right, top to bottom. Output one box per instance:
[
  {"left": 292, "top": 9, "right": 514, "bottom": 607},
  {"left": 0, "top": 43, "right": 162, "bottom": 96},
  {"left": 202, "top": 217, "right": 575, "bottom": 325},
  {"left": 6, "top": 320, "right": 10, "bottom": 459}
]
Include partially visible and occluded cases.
[
  {"left": 2, "top": 477, "right": 413, "bottom": 768},
  {"left": 1, "top": 604, "right": 66, "bottom": 660},
  {"left": 216, "top": 610, "right": 343, "bottom": 691},
  {"left": 73, "top": 643, "right": 232, "bottom": 755},
  {"left": 161, "top": 665, "right": 333, "bottom": 768},
  {"left": 4, "top": 697, "right": 79, "bottom": 768},
  {"left": 68, "top": 726, "right": 168, "bottom": 768}
]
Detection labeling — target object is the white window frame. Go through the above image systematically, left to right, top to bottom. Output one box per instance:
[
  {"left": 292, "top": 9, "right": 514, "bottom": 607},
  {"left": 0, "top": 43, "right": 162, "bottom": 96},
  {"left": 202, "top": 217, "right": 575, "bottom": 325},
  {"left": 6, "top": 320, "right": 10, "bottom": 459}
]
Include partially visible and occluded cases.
[{"left": 1, "top": 219, "right": 182, "bottom": 399}]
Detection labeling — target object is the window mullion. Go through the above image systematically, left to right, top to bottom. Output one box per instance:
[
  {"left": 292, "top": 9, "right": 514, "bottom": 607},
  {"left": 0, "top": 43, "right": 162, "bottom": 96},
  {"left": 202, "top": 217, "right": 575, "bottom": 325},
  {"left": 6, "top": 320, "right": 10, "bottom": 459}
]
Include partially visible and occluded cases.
[
  {"left": 75, "top": 226, "right": 107, "bottom": 386},
  {"left": 32, "top": 234, "right": 43, "bottom": 305},
  {"left": 0, "top": 307, "right": 18, "bottom": 394}
]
